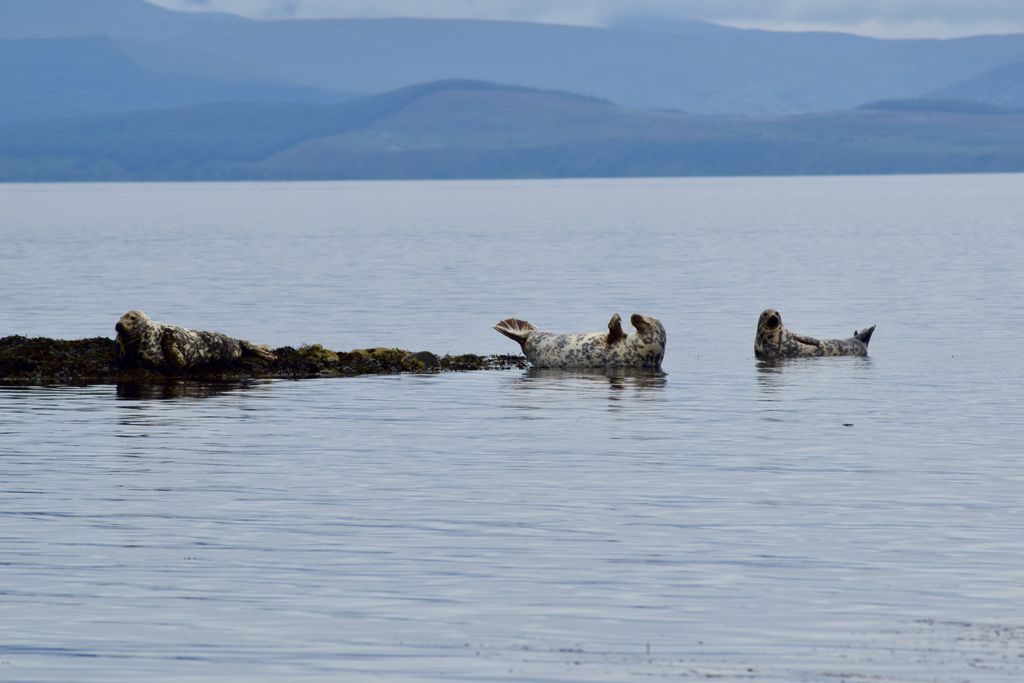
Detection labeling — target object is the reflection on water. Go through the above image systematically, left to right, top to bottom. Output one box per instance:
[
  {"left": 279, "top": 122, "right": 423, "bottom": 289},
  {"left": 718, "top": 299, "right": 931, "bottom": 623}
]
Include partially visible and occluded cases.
[
  {"left": 754, "top": 355, "right": 874, "bottom": 390},
  {"left": 755, "top": 355, "right": 874, "bottom": 372},
  {"left": 501, "top": 367, "right": 668, "bottom": 414},
  {"left": 522, "top": 367, "right": 668, "bottom": 391},
  {"left": 115, "top": 380, "right": 264, "bottom": 401}
]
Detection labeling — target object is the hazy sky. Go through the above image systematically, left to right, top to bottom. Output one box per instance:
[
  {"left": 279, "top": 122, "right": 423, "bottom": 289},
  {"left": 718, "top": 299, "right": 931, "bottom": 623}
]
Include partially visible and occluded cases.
[{"left": 144, "top": 0, "right": 1024, "bottom": 38}]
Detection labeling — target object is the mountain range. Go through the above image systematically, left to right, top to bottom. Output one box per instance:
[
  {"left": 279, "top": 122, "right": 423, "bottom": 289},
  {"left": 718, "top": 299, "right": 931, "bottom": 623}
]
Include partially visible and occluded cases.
[
  {"left": 1, "top": 0, "right": 1023, "bottom": 180},
  {"left": 5, "top": 0, "right": 1024, "bottom": 116},
  {"left": 0, "top": 36, "right": 350, "bottom": 125},
  {"left": 931, "top": 61, "right": 1024, "bottom": 108},
  {"left": 3, "top": 80, "right": 1022, "bottom": 181}
]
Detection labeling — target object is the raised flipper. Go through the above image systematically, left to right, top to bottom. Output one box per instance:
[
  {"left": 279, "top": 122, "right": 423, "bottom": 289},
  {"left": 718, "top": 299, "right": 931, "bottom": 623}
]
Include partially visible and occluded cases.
[
  {"left": 606, "top": 313, "right": 625, "bottom": 345},
  {"left": 493, "top": 318, "right": 537, "bottom": 351},
  {"left": 854, "top": 325, "right": 876, "bottom": 346},
  {"left": 791, "top": 333, "right": 822, "bottom": 347}
]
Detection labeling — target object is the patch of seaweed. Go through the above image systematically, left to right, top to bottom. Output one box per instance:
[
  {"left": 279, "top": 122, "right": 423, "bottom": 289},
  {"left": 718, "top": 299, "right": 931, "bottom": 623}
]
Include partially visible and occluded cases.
[
  {"left": 0, "top": 335, "right": 527, "bottom": 385},
  {"left": 0, "top": 336, "right": 120, "bottom": 384}
]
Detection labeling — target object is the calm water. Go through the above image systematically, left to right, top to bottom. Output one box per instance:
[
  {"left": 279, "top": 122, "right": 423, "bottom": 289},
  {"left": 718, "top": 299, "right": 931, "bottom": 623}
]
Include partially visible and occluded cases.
[{"left": 1, "top": 176, "right": 1023, "bottom": 682}]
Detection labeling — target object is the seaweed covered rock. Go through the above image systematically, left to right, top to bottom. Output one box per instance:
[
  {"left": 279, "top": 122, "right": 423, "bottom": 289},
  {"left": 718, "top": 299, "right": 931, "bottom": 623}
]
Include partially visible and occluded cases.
[
  {"left": 0, "top": 335, "right": 526, "bottom": 384},
  {"left": 0, "top": 336, "right": 120, "bottom": 383},
  {"left": 270, "top": 345, "right": 523, "bottom": 378}
]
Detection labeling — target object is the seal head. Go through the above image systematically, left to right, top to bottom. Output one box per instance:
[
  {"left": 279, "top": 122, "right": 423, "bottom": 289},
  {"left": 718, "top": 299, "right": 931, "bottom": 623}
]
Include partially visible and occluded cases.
[
  {"left": 755, "top": 308, "right": 875, "bottom": 360},
  {"left": 115, "top": 309, "right": 145, "bottom": 338},
  {"left": 116, "top": 309, "right": 167, "bottom": 369},
  {"left": 755, "top": 309, "right": 785, "bottom": 352}
]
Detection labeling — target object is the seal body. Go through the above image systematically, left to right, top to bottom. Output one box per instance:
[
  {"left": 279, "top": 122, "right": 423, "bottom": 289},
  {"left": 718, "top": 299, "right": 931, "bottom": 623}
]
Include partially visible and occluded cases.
[
  {"left": 755, "top": 309, "right": 874, "bottom": 360},
  {"left": 115, "top": 310, "right": 276, "bottom": 371},
  {"left": 494, "top": 313, "right": 666, "bottom": 369}
]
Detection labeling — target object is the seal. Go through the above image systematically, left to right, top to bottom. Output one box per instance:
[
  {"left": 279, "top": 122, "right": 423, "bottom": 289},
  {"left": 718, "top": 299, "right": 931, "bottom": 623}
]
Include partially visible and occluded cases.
[
  {"left": 755, "top": 309, "right": 875, "bottom": 360},
  {"left": 115, "top": 310, "right": 276, "bottom": 372},
  {"left": 494, "top": 313, "right": 666, "bottom": 369}
]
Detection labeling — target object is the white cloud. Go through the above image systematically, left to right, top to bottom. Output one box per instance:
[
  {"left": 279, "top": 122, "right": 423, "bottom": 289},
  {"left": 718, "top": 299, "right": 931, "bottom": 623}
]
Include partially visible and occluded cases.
[
  {"left": 143, "top": 0, "right": 1024, "bottom": 38},
  {"left": 146, "top": 0, "right": 610, "bottom": 24},
  {"left": 723, "top": 18, "right": 1024, "bottom": 39}
]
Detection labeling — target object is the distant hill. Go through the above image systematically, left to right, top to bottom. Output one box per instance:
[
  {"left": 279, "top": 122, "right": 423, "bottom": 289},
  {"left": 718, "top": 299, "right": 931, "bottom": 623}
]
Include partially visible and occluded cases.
[
  {"left": 2, "top": 0, "right": 1023, "bottom": 179},
  {"left": 3, "top": 0, "right": 1024, "bottom": 115},
  {"left": 607, "top": 16, "right": 734, "bottom": 37},
  {"left": 0, "top": 36, "right": 350, "bottom": 125},
  {"left": 927, "top": 61, "right": 1024, "bottom": 109},
  {"left": 2, "top": 80, "right": 1022, "bottom": 181},
  {"left": 860, "top": 98, "right": 1022, "bottom": 115}
]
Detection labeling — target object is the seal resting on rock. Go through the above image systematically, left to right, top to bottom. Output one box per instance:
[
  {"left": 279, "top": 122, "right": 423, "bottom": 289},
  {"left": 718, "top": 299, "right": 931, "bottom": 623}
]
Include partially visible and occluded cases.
[
  {"left": 755, "top": 309, "right": 875, "bottom": 360},
  {"left": 115, "top": 310, "right": 276, "bottom": 372},
  {"left": 494, "top": 313, "right": 666, "bottom": 369}
]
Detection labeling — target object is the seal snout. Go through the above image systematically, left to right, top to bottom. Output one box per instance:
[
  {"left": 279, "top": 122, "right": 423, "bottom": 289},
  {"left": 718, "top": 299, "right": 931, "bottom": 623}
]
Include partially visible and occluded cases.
[{"left": 758, "top": 309, "right": 782, "bottom": 332}]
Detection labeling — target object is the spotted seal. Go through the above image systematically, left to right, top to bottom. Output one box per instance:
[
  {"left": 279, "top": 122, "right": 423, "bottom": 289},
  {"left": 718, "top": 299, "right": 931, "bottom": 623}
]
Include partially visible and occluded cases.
[
  {"left": 755, "top": 309, "right": 875, "bottom": 360},
  {"left": 115, "top": 310, "right": 276, "bottom": 371},
  {"left": 494, "top": 313, "right": 666, "bottom": 369}
]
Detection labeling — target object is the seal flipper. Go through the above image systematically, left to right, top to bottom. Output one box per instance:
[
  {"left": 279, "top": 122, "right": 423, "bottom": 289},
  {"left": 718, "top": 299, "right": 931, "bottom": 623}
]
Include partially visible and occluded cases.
[
  {"left": 606, "top": 313, "right": 625, "bottom": 345},
  {"left": 493, "top": 318, "right": 537, "bottom": 352},
  {"left": 854, "top": 325, "right": 876, "bottom": 346},
  {"left": 161, "top": 330, "right": 187, "bottom": 372},
  {"left": 791, "top": 333, "right": 822, "bottom": 347},
  {"left": 241, "top": 340, "right": 277, "bottom": 362}
]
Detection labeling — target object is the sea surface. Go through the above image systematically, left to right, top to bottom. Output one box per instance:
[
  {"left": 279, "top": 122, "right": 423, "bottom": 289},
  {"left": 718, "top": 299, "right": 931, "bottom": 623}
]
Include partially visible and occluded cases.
[{"left": 1, "top": 176, "right": 1023, "bottom": 682}]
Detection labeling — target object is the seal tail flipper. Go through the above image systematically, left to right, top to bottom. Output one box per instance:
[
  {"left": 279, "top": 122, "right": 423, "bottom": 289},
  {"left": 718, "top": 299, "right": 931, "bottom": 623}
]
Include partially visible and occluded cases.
[
  {"left": 493, "top": 318, "right": 536, "bottom": 349},
  {"left": 855, "top": 325, "right": 876, "bottom": 346},
  {"left": 242, "top": 341, "right": 277, "bottom": 362}
]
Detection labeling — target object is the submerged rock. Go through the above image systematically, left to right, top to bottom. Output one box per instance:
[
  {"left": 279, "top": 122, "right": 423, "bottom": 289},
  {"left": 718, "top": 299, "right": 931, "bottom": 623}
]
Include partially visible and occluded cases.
[{"left": 0, "top": 335, "right": 526, "bottom": 384}]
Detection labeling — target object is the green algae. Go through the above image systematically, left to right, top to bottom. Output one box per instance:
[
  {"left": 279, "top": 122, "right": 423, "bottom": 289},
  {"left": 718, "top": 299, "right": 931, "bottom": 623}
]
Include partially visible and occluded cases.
[{"left": 0, "top": 335, "right": 526, "bottom": 385}]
